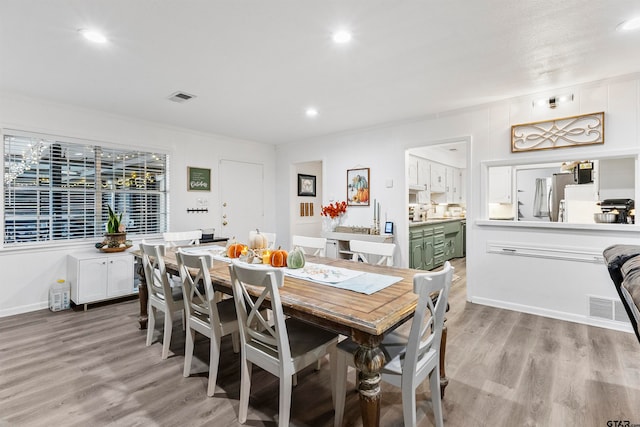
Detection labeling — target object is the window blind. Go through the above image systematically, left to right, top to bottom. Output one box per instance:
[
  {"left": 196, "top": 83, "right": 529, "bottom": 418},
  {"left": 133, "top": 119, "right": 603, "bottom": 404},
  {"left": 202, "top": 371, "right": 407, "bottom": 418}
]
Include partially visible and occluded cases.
[{"left": 3, "top": 132, "right": 168, "bottom": 246}]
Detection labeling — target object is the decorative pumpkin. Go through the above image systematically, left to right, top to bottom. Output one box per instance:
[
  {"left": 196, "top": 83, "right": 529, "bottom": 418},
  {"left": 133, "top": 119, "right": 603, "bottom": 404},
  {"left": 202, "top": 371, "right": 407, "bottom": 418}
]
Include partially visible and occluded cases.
[
  {"left": 357, "top": 188, "right": 369, "bottom": 203},
  {"left": 249, "top": 229, "right": 268, "bottom": 249},
  {"left": 227, "top": 243, "right": 246, "bottom": 259},
  {"left": 287, "top": 247, "right": 305, "bottom": 269},
  {"left": 270, "top": 248, "right": 288, "bottom": 268}
]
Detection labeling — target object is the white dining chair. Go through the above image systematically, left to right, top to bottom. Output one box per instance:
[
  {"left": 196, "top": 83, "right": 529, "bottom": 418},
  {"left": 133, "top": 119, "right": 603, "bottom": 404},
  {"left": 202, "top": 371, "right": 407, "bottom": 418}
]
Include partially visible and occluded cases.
[
  {"left": 163, "top": 230, "right": 202, "bottom": 247},
  {"left": 249, "top": 230, "right": 276, "bottom": 249},
  {"left": 292, "top": 235, "right": 327, "bottom": 256},
  {"left": 349, "top": 240, "right": 396, "bottom": 266},
  {"left": 140, "top": 242, "right": 185, "bottom": 359},
  {"left": 175, "top": 249, "right": 240, "bottom": 397},
  {"left": 228, "top": 261, "right": 339, "bottom": 427},
  {"left": 333, "top": 261, "right": 453, "bottom": 427}
]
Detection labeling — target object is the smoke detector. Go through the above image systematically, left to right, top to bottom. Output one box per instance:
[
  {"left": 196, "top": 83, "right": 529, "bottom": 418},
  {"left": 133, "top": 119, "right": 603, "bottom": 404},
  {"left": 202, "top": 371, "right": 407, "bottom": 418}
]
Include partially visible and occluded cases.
[{"left": 167, "top": 91, "right": 197, "bottom": 103}]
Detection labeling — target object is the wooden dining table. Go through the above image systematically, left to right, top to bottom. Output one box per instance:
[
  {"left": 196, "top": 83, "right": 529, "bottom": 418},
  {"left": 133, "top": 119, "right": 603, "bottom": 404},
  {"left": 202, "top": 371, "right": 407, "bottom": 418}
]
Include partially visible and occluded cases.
[{"left": 132, "top": 245, "right": 448, "bottom": 427}]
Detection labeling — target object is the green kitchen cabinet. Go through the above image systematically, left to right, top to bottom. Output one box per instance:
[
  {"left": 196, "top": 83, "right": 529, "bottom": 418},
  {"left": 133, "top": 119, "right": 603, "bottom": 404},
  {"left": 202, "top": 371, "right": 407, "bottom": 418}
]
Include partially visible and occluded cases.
[
  {"left": 410, "top": 220, "right": 462, "bottom": 271},
  {"left": 443, "top": 220, "right": 461, "bottom": 261}
]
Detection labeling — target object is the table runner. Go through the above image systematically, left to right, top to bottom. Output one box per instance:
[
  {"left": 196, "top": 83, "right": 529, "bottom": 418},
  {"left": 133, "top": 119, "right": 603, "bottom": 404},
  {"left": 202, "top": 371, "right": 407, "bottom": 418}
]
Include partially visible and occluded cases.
[{"left": 180, "top": 247, "right": 401, "bottom": 295}]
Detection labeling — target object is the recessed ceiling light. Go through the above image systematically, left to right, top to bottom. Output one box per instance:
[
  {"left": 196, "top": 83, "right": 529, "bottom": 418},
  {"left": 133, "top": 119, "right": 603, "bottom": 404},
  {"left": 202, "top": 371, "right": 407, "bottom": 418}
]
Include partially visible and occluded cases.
[
  {"left": 617, "top": 16, "right": 640, "bottom": 32},
  {"left": 78, "top": 28, "right": 108, "bottom": 44},
  {"left": 332, "top": 30, "right": 352, "bottom": 44},
  {"left": 305, "top": 107, "right": 319, "bottom": 118}
]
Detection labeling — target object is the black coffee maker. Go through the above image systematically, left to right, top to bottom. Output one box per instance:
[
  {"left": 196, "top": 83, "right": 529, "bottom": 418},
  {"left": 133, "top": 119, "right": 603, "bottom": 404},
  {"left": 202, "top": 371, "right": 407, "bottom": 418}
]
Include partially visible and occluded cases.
[{"left": 600, "top": 199, "right": 634, "bottom": 224}]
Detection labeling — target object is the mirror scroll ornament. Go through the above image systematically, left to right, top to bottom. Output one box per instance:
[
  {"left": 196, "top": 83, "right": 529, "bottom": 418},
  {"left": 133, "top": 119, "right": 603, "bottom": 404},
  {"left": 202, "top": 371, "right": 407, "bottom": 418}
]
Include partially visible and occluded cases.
[{"left": 511, "top": 112, "right": 604, "bottom": 153}]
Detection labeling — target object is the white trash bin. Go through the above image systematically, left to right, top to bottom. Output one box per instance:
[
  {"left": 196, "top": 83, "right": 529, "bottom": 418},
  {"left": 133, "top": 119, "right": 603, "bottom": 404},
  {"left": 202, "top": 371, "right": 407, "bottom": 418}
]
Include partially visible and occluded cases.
[{"left": 49, "top": 279, "right": 70, "bottom": 312}]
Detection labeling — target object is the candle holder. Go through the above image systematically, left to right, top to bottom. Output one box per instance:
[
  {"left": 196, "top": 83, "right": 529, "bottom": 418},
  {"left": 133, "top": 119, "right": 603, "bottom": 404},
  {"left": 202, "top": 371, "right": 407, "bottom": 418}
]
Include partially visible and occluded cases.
[{"left": 371, "top": 220, "right": 380, "bottom": 235}]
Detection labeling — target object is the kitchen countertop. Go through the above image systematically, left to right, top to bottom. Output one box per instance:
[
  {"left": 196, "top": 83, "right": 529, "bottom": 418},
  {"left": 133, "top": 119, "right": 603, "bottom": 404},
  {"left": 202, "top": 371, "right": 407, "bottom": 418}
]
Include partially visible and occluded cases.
[{"left": 409, "top": 217, "right": 465, "bottom": 227}]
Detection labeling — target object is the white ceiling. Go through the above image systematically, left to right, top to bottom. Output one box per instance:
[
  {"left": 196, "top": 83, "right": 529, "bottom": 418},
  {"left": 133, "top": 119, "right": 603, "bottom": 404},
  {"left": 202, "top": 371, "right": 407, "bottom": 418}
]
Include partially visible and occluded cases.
[{"left": 2, "top": 1, "right": 640, "bottom": 145}]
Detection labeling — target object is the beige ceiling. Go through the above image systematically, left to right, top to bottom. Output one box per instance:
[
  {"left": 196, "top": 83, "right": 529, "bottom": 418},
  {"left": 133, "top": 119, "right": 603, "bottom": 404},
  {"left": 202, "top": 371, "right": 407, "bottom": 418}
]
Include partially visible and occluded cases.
[{"left": 1, "top": 1, "right": 640, "bottom": 144}]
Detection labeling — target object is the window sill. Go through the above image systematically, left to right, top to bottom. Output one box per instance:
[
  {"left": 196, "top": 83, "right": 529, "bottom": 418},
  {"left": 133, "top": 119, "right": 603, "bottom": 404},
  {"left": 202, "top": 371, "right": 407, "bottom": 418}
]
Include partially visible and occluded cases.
[{"left": 476, "top": 219, "right": 640, "bottom": 232}]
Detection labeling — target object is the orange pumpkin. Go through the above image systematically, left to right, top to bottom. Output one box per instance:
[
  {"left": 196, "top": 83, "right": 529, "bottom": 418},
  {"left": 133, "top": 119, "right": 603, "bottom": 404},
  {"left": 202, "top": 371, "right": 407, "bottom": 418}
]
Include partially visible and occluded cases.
[
  {"left": 357, "top": 188, "right": 369, "bottom": 203},
  {"left": 227, "top": 243, "right": 246, "bottom": 259},
  {"left": 269, "top": 248, "right": 288, "bottom": 267}
]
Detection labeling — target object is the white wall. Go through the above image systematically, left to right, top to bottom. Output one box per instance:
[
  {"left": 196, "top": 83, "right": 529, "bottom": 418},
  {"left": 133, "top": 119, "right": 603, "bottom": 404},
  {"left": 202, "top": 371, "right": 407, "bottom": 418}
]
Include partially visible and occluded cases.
[
  {"left": 276, "top": 73, "right": 640, "bottom": 332},
  {"left": 0, "top": 91, "right": 276, "bottom": 316},
  {"left": 290, "top": 161, "right": 323, "bottom": 245}
]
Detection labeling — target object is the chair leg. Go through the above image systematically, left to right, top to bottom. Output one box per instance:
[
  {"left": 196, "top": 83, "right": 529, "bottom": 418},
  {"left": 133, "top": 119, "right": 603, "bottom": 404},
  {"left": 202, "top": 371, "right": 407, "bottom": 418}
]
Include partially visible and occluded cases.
[
  {"left": 146, "top": 306, "right": 156, "bottom": 347},
  {"left": 162, "top": 310, "right": 173, "bottom": 359},
  {"left": 183, "top": 328, "right": 195, "bottom": 377},
  {"left": 231, "top": 331, "right": 240, "bottom": 353},
  {"left": 207, "top": 336, "right": 221, "bottom": 397},
  {"left": 329, "top": 350, "right": 336, "bottom": 407},
  {"left": 334, "top": 350, "right": 348, "bottom": 427},
  {"left": 238, "top": 358, "right": 252, "bottom": 424},
  {"left": 429, "top": 367, "right": 444, "bottom": 427},
  {"left": 278, "top": 371, "right": 293, "bottom": 427},
  {"left": 401, "top": 377, "right": 418, "bottom": 427}
]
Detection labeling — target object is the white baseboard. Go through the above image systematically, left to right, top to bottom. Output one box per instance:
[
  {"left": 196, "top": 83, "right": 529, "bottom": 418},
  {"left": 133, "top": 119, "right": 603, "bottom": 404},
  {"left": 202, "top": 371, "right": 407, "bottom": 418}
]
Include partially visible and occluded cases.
[
  {"left": 471, "top": 296, "right": 634, "bottom": 334},
  {"left": 0, "top": 301, "right": 48, "bottom": 318}
]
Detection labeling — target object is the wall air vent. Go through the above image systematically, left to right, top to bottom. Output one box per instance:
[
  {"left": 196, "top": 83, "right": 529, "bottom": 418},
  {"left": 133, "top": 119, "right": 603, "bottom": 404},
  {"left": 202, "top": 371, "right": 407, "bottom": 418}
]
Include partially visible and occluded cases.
[
  {"left": 168, "top": 91, "right": 196, "bottom": 103},
  {"left": 588, "top": 295, "right": 630, "bottom": 322}
]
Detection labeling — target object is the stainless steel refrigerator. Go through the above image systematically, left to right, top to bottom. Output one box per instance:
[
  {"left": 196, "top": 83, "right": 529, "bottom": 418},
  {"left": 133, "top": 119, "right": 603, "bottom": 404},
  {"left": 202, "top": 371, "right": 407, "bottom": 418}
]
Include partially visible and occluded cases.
[{"left": 549, "top": 173, "right": 575, "bottom": 221}]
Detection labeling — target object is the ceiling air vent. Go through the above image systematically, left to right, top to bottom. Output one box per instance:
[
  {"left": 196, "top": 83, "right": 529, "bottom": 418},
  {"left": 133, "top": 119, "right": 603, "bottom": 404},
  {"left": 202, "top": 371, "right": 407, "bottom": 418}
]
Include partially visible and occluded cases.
[{"left": 168, "top": 91, "right": 196, "bottom": 103}]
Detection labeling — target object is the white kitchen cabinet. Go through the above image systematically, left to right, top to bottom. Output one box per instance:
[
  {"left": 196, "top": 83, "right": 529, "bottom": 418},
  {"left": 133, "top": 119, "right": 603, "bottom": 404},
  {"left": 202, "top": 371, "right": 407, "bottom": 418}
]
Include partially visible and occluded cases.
[
  {"left": 407, "top": 155, "right": 419, "bottom": 186},
  {"left": 408, "top": 155, "right": 430, "bottom": 190},
  {"left": 417, "top": 158, "right": 430, "bottom": 189},
  {"left": 430, "top": 162, "right": 446, "bottom": 193},
  {"left": 488, "top": 166, "right": 513, "bottom": 203},
  {"left": 446, "top": 167, "right": 461, "bottom": 203},
  {"left": 68, "top": 252, "right": 135, "bottom": 309}
]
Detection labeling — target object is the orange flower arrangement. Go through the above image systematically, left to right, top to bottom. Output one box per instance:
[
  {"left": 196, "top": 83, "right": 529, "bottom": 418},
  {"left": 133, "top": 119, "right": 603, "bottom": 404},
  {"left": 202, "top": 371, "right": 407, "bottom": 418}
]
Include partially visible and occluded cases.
[{"left": 321, "top": 201, "right": 347, "bottom": 219}]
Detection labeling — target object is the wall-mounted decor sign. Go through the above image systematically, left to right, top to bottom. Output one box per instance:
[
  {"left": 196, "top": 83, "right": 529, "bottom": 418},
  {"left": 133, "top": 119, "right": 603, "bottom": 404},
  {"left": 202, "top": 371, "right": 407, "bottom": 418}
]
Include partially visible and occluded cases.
[
  {"left": 511, "top": 112, "right": 604, "bottom": 153},
  {"left": 187, "top": 167, "right": 211, "bottom": 191},
  {"left": 347, "top": 167, "right": 370, "bottom": 206},
  {"left": 297, "top": 174, "right": 316, "bottom": 197}
]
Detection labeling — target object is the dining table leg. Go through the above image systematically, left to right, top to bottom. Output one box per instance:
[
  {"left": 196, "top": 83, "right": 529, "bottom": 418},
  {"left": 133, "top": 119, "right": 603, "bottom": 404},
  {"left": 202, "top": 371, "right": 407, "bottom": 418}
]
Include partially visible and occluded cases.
[
  {"left": 135, "top": 257, "right": 148, "bottom": 329},
  {"left": 352, "top": 332, "right": 385, "bottom": 427}
]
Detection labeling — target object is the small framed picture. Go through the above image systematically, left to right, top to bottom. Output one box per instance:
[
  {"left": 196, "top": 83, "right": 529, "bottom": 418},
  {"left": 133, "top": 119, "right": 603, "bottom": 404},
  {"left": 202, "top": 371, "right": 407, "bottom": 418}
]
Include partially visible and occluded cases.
[
  {"left": 187, "top": 167, "right": 211, "bottom": 192},
  {"left": 347, "top": 167, "right": 370, "bottom": 206},
  {"left": 297, "top": 174, "right": 316, "bottom": 197},
  {"left": 385, "top": 221, "right": 394, "bottom": 234}
]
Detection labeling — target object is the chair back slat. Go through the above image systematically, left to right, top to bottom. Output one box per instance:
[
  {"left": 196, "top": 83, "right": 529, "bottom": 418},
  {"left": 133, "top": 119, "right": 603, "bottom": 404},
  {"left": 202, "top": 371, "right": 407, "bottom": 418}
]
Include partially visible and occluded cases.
[
  {"left": 163, "top": 230, "right": 202, "bottom": 247},
  {"left": 292, "top": 235, "right": 327, "bottom": 257},
  {"left": 349, "top": 240, "right": 396, "bottom": 266},
  {"left": 140, "top": 242, "right": 176, "bottom": 303},
  {"left": 176, "top": 250, "right": 221, "bottom": 328},
  {"left": 403, "top": 261, "right": 453, "bottom": 378},
  {"left": 229, "top": 262, "right": 290, "bottom": 362}
]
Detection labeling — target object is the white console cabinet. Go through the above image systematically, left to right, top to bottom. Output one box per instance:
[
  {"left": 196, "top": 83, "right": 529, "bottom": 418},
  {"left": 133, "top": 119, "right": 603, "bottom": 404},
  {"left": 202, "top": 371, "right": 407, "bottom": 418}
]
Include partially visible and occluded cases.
[
  {"left": 322, "top": 231, "right": 394, "bottom": 264},
  {"left": 67, "top": 252, "right": 135, "bottom": 309}
]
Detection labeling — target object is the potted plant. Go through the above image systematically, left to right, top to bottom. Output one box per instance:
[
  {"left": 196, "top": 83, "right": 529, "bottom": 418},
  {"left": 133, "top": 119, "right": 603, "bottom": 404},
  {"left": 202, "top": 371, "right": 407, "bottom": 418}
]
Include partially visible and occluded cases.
[{"left": 104, "top": 205, "right": 127, "bottom": 247}]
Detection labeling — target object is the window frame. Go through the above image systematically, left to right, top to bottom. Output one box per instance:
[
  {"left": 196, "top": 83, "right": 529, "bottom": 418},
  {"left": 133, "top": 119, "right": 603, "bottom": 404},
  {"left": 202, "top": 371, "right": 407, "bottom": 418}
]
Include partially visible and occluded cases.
[{"left": 2, "top": 129, "right": 170, "bottom": 249}]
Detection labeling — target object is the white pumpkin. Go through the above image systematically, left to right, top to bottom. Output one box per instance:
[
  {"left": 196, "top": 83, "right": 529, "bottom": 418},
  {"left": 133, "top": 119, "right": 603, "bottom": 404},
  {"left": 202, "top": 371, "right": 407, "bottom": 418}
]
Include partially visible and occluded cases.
[{"left": 249, "top": 230, "right": 268, "bottom": 249}]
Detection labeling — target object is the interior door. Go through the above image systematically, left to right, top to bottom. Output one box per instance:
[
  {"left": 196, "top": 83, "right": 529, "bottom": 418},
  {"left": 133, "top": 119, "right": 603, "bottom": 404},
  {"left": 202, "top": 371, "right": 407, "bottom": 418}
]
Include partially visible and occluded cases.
[{"left": 219, "top": 160, "right": 264, "bottom": 242}]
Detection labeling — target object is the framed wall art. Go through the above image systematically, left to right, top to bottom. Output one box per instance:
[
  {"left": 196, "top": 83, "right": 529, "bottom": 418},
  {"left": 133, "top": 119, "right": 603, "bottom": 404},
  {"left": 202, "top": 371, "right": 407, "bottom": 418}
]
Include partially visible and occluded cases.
[
  {"left": 511, "top": 112, "right": 604, "bottom": 153},
  {"left": 187, "top": 167, "right": 211, "bottom": 191},
  {"left": 347, "top": 167, "right": 370, "bottom": 206},
  {"left": 297, "top": 174, "right": 316, "bottom": 197}
]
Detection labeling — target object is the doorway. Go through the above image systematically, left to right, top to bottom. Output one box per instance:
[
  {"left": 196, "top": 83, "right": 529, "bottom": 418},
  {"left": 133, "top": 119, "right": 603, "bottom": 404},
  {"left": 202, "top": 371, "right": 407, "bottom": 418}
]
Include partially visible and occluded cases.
[
  {"left": 219, "top": 159, "right": 264, "bottom": 241},
  {"left": 290, "top": 160, "right": 323, "bottom": 243}
]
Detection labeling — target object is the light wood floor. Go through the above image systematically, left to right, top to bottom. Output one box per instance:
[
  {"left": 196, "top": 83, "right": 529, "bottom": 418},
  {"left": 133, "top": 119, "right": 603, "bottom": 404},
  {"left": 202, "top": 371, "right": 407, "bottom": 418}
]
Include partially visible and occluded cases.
[{"left": 1, "top": 258, "right": 639, "bottom": 426}]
